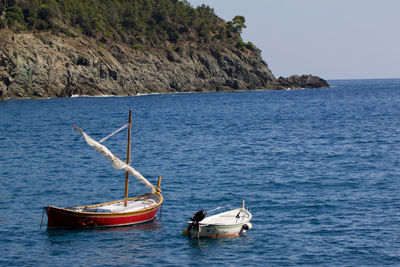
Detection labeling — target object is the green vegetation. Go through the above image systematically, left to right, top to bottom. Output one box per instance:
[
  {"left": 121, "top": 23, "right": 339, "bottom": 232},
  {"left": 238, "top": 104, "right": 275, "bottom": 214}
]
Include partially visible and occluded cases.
[{"left": 0, "top": 0, "right": 255, "bottom": 50}]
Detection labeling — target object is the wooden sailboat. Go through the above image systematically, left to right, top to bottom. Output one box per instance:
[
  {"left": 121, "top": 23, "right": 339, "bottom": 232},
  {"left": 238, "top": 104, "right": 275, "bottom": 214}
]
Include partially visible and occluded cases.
[{"left": 44, "top": 110, "right": 163, "bottom": 229}]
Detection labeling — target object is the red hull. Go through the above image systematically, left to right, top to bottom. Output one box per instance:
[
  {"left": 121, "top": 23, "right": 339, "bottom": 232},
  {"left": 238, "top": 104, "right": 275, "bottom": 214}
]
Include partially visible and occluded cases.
[
  {"left": 45, "top": 193, "right": 163, "bottom": 229},
  {"left": 45, "top": 206, "right": 160, "bottom": 229}
]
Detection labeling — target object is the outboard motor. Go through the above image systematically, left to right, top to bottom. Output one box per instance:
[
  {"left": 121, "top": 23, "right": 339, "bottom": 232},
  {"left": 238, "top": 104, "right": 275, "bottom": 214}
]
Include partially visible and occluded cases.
[
  {"left": 187, "top": 210, "right": 206, "bottom": 238},
  {"left": 190, "top": 210, "right": 206, "bottom": 223},
  {"left": 240, "top": 223, "right": 253, "bottom": 235}
]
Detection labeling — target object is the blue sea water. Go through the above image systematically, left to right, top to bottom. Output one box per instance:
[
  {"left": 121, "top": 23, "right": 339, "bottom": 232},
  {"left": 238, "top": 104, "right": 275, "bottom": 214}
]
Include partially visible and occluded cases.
[{"left": 1, "top": 79, "right": 400, "bottom": 266}]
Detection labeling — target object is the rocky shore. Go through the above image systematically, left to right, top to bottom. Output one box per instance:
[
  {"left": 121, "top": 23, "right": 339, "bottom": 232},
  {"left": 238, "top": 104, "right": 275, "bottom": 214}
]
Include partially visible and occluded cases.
[{"left": 0, "top": 30, "right": 329, "bottom": 100}]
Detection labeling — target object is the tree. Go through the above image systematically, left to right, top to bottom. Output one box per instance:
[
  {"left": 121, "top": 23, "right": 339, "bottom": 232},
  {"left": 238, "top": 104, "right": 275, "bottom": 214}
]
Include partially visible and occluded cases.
[
  {"left": 0, "top": 0, "right": 247, "bottom": 50},
  {"left": 5, "top": 6, "right": 25, "bottom": 29},
  {"left": 231, "top": 15, "right": 246, "bottom": 34}
]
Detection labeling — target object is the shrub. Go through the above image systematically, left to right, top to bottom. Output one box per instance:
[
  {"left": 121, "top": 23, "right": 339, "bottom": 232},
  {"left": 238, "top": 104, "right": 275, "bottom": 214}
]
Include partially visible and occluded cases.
[
  {"left": 6, "top": 6, "right": 25, "bottom": 29},
  {"left": 0, "top": 18, "right": 5, "bottom": 29},
  {"left": 245, "top": 41, "right": 256, "bottom": 51}
]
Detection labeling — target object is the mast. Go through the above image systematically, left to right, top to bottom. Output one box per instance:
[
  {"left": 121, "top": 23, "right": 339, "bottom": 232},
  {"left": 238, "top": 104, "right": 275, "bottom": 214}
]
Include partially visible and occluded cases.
[{"left": 124, "top": 110, "right": 132, "bottom": 207}]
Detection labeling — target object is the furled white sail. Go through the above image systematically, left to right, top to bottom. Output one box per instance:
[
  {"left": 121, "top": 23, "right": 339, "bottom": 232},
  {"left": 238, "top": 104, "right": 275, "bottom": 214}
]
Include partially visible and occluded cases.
[{"left": 73, "top": 125, "right": 156, "bottom": 193}]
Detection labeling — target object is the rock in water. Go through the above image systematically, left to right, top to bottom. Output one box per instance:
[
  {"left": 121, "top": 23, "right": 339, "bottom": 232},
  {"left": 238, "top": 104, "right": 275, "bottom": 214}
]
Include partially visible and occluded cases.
[{"left": 277, "top": 75, "right": 330, "bottom": 89}]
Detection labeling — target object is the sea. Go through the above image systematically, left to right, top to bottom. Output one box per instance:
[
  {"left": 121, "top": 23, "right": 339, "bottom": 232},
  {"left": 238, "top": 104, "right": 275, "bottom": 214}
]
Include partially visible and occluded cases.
[{"left": 1, "top": 79, "right": 400, "bottom": 266}]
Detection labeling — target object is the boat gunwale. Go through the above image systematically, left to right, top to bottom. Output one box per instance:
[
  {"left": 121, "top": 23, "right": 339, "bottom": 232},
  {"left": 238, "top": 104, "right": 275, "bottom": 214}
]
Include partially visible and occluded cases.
[
  {"left": 45, "top": 192, "right": 163, "bottom": 217},
  {"left": 191, "top": 208, "right": 252, "bottom": 227}
]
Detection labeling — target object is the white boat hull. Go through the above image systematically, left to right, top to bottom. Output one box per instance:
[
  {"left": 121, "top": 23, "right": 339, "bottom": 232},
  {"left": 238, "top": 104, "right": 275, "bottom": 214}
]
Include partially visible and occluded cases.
[{"left": 187, "top": 207, "right": 252, "bottom": 238}]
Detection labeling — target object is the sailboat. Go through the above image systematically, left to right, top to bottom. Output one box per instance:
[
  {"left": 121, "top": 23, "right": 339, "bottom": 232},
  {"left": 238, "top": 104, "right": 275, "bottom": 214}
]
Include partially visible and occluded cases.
[{"left": 44, "top": 110, "right": 163, "bottom": 229}]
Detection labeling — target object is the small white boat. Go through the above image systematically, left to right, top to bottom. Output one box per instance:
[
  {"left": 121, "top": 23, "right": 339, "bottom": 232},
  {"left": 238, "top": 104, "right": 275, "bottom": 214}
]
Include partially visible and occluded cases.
[{"left": 185, "top": 201, "right": 253, "bottom": 238}]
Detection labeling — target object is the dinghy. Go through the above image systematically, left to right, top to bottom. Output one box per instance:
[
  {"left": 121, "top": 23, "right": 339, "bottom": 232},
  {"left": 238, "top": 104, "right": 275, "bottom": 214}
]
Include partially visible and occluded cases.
[
  {"left": 44, "top": 110, "right": 163, "bottom": 229},
  {"left": 185, "top": 201, "right": 252, "bottom": 238}
]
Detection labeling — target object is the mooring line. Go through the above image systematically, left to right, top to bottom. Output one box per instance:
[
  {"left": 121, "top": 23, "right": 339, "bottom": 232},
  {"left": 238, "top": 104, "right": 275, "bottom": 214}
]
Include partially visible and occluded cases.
[{"left": 40, "top": 208, "right": 45, "bottom": 230}]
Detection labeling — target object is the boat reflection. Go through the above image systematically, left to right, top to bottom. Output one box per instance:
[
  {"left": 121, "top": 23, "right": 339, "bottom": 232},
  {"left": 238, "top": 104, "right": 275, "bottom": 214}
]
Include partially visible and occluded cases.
[{"left": 187, "top": 235, "right": 245, "bottom": 254}]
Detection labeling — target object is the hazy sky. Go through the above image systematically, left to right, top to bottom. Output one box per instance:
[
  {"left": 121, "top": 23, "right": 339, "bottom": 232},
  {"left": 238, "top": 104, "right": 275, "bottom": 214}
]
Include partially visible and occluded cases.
[{"left": 187, "top": 0, "right": 400, "bottom": 80}]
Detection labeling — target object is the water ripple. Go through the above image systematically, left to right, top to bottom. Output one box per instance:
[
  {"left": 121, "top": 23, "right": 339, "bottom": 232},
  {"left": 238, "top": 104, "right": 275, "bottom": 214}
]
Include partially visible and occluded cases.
[{"left": 1, "top": 79, "right": 400, "bottom": 265}]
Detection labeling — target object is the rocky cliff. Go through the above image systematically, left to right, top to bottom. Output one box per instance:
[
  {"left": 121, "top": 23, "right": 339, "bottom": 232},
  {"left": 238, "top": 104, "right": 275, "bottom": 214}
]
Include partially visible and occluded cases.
[
  {"left": 0, "top": 0, "right": 331, "bottom": 100},
  {"left": 0, "top": 29, "right": 292, "bottom": 99},
  {"left": 0, "top": 30, "right": 330, "bottom": 100}
]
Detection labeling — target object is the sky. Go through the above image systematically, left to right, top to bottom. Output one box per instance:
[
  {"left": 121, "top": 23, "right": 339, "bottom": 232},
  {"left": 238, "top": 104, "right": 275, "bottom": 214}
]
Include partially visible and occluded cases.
[{"left": 187, "top": 0, "right": 400, "bottom": 80}]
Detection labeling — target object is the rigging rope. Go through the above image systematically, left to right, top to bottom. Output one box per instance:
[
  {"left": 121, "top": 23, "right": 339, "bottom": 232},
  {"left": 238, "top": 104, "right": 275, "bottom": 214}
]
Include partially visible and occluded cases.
[
  {"left": 99, "top": 123, "right": 128, "bottom": 143},
  {"left": 73, "top": 125, "right": 156, "bottom": 193},
  {"left": 40, "top": 208, "right": 45, "bottom": 230}
]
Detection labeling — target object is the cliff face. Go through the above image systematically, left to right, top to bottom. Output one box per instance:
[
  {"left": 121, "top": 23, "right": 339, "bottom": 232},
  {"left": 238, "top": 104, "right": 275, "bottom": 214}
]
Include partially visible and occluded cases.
[{"left": 0, "top": 30, "right": 283, "bottom": 99}]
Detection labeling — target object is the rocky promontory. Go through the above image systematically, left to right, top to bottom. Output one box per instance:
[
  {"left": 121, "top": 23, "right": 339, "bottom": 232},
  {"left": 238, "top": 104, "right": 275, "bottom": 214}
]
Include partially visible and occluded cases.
[
  {"left": 0, "top": 1, "right": 329, "bottom": 100},
  {"left": 0, "top": 30, "right": 286, "bottom": 99},
  {"left": 0, "top": 30, "right": 329, "bottom": 100}
]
